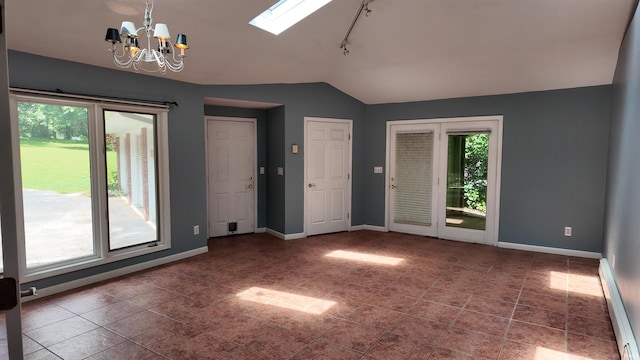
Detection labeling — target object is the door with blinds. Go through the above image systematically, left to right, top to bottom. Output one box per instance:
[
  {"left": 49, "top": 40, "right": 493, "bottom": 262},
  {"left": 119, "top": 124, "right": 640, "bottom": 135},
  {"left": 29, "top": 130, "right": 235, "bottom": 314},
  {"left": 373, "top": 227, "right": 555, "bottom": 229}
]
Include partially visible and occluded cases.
[
  {"left": 387, "top": 117, "right": 502, "bottom": 245},
  {"left": 389, "top": 124, "right": 439, "bottom": 236}
]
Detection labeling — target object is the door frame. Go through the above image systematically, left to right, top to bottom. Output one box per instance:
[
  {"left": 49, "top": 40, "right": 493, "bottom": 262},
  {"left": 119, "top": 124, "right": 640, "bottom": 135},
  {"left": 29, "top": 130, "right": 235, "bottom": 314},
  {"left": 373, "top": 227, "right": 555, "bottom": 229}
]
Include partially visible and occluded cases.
[
  {"left": 1, "top": 0, "right": 24, "bottom": 354},
  {"left": 385, "top": 115, "right": 503, "bottom": 245},
  {"left": 204, "top": 116, "right": 258, "bottom": 237},
  {"left": 303, "top": 117, "right": 353, "bottom": 236}
]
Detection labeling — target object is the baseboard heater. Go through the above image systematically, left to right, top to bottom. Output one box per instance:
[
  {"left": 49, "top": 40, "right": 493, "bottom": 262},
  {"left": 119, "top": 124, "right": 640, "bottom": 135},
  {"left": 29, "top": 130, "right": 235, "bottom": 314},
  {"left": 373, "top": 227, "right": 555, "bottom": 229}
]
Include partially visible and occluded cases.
[{"left": 599, "top": 259, "right": 640, "bottom": 360}]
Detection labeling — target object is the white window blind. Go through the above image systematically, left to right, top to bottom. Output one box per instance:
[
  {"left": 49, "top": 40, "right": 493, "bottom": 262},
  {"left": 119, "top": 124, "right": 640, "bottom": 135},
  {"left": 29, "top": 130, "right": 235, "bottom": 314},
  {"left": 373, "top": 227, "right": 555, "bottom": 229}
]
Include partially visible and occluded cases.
[{"left": 393, "top": 132, "right": 433, "bottom": 226}]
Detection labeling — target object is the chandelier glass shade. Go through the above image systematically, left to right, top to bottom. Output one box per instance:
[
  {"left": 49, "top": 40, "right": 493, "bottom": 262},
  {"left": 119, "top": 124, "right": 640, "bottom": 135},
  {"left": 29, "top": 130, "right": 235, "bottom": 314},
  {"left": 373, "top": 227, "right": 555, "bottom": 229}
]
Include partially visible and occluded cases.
[{"left": 104, "top": 0, "right": 189, "bottom": 73}]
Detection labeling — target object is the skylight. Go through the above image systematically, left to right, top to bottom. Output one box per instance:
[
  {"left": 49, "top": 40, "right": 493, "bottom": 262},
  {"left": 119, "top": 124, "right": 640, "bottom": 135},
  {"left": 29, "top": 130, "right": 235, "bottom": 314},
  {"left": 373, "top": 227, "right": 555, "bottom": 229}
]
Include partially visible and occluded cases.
[{"left": 249, "top": 0, "right": 333, "bottom": 35}]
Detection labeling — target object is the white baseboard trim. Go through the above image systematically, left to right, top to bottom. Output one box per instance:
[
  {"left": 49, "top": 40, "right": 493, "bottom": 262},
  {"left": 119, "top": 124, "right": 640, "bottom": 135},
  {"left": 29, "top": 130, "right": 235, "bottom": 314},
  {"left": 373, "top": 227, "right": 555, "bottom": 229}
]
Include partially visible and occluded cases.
[
  {"left": 350, "top": 225, "right": 387, "bottom": 232},
  {"left": 255, "top": 227, "right": 267, "bottom": 233},
  {"left": 265, "top": 228, "right": 306, "bottom": 240},
  {"left": 284, "top": 232, "right": 306, "bottom": 240},
  {"left": 497, "top": 242, "right": 602, "bottom": 259},
  {"left": 23, "top": 246, "right": 209, "bottom": 302},
  {"left": 600, "top": 259, "right": 640, "bottom": 360}
]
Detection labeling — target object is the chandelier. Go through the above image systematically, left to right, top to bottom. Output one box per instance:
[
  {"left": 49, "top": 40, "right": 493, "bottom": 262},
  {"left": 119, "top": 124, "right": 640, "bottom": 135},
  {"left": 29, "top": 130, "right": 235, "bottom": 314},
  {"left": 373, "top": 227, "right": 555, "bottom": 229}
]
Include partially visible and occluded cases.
[{"left": 104, "top": 0, "right": 189, "bottom": 73}]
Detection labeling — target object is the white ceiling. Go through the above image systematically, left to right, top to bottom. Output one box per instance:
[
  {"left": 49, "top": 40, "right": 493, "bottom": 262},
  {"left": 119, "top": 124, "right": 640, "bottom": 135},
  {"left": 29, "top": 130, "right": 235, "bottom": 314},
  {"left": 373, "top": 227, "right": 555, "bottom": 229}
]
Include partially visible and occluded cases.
[{"left": 5, "top": 0, "right": 635, "bottom": 104}]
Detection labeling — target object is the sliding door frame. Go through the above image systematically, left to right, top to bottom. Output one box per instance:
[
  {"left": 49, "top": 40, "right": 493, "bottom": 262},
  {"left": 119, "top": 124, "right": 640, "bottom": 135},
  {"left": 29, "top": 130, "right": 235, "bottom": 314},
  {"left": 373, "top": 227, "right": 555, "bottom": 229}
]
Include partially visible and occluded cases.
[{"left": 9, "top": 94, "right": 172, "bottom": 282}]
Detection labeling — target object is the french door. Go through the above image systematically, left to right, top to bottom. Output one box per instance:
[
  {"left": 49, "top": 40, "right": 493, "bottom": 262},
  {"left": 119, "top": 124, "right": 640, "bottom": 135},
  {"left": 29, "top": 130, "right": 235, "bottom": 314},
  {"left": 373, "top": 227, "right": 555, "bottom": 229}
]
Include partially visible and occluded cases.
[
  {"left": 387, "top": 117, "right": 502, "bottom": 245},
  {"left": 388, "top": 124, "right": 439, "bottom": 236}
]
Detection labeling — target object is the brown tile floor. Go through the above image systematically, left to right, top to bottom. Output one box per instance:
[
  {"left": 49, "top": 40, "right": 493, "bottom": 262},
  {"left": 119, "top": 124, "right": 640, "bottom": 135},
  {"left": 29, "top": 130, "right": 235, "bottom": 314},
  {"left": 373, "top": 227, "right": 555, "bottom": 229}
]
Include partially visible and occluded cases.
[{"left": 0, "top": 231, "right": 619, "bottom": 359}]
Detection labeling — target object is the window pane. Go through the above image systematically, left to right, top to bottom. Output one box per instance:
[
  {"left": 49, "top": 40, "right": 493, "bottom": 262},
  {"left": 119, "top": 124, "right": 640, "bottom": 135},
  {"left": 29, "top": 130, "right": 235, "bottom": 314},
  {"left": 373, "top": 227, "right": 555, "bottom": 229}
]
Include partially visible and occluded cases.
[
  {"left": 18, "top": 102, "right": 94, "bottom": 268},
  {"left": 104, "top": 110, "right": 158, "bottom": 250},
  {"left": 394, "top": 132, "right": 433, "bottom": 226},
  {"left": 446, "top": 134, "right": 488, "bottom": 230}
]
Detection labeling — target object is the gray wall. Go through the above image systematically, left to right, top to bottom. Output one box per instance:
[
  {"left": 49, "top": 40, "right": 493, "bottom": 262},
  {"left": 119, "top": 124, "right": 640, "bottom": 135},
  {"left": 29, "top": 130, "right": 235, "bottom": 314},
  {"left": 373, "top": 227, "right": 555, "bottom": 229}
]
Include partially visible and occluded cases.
[
  {"left": 604, "top": 3, "right": 640, "bottom": 344},
  {"left": 365, "top": 86, "right": 611, "bottom": 252},
  {"left": 266, "top": 106, "right": 286, "bottom": 233}
]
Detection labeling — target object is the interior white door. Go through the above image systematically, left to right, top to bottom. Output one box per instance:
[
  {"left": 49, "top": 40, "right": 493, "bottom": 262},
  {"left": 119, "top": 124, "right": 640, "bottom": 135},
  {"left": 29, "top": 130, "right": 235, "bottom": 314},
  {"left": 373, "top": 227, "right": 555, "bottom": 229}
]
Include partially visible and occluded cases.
[
  {"left": 207, "top": 119, "right": 256, "bottom": 237},
  {"left": 305, "top": 119, "right": 351, "bottom": 236},
  {"left": 388, "top": 124, "right": 439, "bottom": 236}
]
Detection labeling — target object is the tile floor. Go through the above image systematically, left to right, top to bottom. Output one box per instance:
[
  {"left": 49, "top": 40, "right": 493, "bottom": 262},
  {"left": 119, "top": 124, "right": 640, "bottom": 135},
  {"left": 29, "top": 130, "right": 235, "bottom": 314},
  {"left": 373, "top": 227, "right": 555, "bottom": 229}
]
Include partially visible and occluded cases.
[{"left": 0, "top": 231, "right": 619, "bottom": 359}]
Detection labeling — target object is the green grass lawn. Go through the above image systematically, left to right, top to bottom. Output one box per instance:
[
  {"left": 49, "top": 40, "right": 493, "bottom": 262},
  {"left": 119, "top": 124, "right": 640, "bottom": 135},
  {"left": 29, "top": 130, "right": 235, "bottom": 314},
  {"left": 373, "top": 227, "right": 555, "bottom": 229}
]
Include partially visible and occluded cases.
[{"left": 20, "top": 138, "right": 116, "bottom": 194}]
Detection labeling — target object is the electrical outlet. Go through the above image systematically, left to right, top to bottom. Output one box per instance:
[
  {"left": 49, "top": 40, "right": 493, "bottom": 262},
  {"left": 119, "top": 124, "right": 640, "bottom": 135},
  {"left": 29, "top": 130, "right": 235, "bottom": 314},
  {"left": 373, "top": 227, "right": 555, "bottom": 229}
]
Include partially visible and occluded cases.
[
  {"left": 374, "top": 166, "right": 383, "bottom": 174},
  {"left": 193, "top": 225, "right": 199, "bottom": 235},
  {"left": 564, "top": 226, "right": 572, "bottom": 237}
]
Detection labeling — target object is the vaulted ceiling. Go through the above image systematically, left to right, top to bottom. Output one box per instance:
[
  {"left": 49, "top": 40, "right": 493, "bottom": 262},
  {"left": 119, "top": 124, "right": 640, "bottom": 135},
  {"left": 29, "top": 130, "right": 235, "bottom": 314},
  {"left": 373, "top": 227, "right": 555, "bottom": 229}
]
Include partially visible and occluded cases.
[{"left": 6, "top": 0, "right": 635, "bottom": 104}]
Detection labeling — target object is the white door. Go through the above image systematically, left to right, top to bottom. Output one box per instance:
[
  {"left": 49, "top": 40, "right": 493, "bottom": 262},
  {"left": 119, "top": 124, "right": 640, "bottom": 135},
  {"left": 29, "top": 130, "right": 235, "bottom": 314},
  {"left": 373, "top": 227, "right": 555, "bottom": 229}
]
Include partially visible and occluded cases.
[
  {"left": 386, "top": 117, "right": 502, "bottom": 245},
  {"left": 207, "top": 118, "right": 256, "bottom": 237},
  {"left": 305, "top": 118, "right": 352, "bottom": 236},
  {"left": 388, "top": 124, "right": 439, "bottom": 236}
]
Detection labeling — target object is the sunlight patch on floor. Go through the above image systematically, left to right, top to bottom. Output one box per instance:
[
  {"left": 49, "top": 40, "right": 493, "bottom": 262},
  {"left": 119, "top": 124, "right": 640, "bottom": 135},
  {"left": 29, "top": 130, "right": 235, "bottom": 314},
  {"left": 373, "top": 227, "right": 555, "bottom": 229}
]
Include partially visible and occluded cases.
[
  {"left": 445, "top": 218, "right": 464, "bottom": 225},
  {"left": 325, "top": 250, "right": 405, "bottom": 265},
  {"left": 547, "top": 271, "right": 568, "bottom": 292},
  {"left": 549, "top": 271, "right": 602, "bottom": 297},
  {"left": 236, "top": 287, "right": 336, "bottom": 315},
  {"left": 536, "top": 346, "right": 592, "bottom": 360}
]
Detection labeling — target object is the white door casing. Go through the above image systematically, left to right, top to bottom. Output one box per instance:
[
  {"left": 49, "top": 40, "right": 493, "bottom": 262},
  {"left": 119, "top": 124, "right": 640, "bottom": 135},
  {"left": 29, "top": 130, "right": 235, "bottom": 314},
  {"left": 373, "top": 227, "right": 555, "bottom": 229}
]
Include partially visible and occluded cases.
[
  {"left": 385, "top": 116, "right": 503, "bottom": 245},
  {"left": 206, "top": 118, "right": 256, "bottom": 237},
  {"left": 305, "top": 118, "right": 352, "bottom": 236}
]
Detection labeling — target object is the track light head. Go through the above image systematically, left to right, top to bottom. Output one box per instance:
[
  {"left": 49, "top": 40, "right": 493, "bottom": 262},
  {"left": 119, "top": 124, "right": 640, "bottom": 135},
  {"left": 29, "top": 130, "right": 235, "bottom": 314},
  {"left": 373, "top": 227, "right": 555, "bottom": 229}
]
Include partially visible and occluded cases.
[{"left": 364, "top": 4, "right": 371, "bottom": 16}]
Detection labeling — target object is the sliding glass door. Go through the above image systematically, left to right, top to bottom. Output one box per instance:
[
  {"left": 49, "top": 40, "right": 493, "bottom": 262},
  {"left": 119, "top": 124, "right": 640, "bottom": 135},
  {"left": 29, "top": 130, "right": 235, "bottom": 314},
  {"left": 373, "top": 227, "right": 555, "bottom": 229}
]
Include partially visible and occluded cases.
[
  {"left": 9, "top": 94, "right": 171, "bottom": 281},
  {"left": 17, "top": 101, "right": 96, "bottom": 268},
  {"left": 104, "top": 110, "right": 159, "bottom": 251},
  {"left": 387, "top": 117, "right": 502, "bottom": 245}
]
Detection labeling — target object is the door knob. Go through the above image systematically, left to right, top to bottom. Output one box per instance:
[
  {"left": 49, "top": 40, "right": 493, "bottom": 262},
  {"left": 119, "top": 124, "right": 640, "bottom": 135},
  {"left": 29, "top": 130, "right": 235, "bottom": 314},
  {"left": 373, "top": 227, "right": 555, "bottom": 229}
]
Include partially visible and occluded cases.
[
  {"left": 308, "top": 183, "right": 316, "bottom": 188},
  {"left": 248, "top": 184, "right": 254, "bottom": 189},
  {"left": 390, "top": 184, "right": 397, "bottom": 189}
]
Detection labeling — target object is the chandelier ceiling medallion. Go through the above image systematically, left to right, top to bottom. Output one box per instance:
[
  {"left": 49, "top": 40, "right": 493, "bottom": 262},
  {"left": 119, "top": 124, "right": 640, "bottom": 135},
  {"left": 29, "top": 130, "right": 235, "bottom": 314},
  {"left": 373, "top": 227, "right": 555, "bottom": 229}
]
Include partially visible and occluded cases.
[{"left": 104, "top": 0, "right": 189, "bottom": 73}]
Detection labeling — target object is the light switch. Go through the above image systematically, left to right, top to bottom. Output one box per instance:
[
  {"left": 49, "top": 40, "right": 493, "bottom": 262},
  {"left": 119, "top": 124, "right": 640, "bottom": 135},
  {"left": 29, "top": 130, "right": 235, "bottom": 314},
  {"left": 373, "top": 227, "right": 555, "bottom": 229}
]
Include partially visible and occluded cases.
[
  {"left": 374, "top": 166, "right": 383, "bottom": 174},
  {"left": 260, "top": 167, "right": 265, "bottom": 175},
  {"left": 277, "top": 167, "right": 284, "bottom": 176}
]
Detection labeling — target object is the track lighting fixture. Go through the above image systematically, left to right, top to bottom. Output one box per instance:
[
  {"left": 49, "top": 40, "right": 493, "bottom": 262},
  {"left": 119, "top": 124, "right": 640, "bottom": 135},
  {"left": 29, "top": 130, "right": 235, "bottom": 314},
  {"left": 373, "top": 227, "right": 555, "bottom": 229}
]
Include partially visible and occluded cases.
[{"left": 339, "top": 0, "right": 372, "bottom": 56}]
